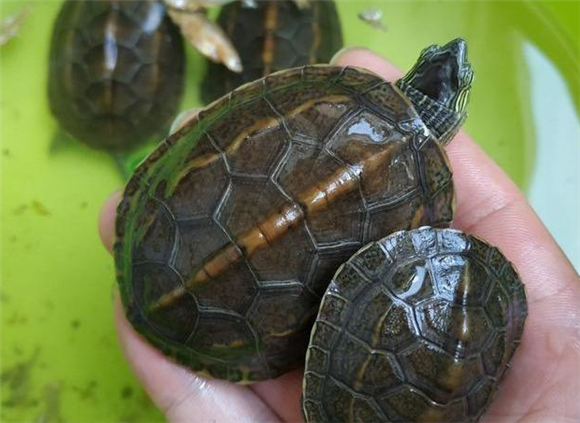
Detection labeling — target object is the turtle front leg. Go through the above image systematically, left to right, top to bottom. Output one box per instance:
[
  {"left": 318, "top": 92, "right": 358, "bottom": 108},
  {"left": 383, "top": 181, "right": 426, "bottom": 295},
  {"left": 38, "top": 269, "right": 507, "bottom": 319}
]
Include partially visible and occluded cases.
[
  {"left": 164, "top": 0, "right": 232, "bottom": 12},
  {"left": 241, "top": 0, "right": 309, "bottom": 9},
  {"left": 165, "top": 1, "right": 242, "bottom": 73}
]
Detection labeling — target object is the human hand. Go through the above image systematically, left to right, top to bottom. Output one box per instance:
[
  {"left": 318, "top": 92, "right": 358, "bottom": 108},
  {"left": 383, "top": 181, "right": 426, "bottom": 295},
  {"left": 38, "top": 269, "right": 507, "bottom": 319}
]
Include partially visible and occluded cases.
[{"left": 98, "top": 48, "right": 580, "bottom": 423}]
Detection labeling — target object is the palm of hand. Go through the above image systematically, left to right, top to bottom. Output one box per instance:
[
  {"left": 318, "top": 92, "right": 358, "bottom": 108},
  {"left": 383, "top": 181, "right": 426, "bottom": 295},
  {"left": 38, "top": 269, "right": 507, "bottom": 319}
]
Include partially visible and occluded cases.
[{"left": 100, "top": 49, "right": 580, "bottom": 423}]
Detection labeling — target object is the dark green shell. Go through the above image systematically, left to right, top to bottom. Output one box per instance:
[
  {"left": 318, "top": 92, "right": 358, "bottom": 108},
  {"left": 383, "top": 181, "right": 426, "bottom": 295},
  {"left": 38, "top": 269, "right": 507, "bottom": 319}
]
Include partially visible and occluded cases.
[
  {"left": 48, "top": 0, "right": 185, "bottom": 152},
  {"left": 201, "top": 0, "right": 343, "bottom": 103},
  {"left": 115, "top": 65, "right": 455, "bottom": 382},
  {"left": 302, "top": 227, "right": 527, "bottom": 423}
]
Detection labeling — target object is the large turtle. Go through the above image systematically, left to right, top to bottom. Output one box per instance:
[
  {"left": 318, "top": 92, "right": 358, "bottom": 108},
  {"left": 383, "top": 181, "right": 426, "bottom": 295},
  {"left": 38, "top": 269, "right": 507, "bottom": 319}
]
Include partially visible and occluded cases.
[
  {"left": 115, "top": 39, "right": 473, "bottom": 382},
  {"left": 302, "top": 227, "right": 527, "bottom": 423}
]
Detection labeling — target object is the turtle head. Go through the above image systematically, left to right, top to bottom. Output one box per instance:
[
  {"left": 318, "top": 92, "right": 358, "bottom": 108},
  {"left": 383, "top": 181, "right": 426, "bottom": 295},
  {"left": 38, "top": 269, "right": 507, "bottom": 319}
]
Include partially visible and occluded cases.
[{"left": 396, "top": 38, "right": 474, "bottom": 145}]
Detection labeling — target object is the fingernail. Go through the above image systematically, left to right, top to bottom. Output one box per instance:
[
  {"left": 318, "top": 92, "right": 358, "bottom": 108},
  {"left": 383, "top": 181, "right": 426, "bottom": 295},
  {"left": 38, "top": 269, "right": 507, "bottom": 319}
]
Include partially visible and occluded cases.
[
  {"left": 330, "top": 46, "right": 374, "bottom": 64},
  {"left": 170, "top": 108, "right": 201, "bottom": 135}
]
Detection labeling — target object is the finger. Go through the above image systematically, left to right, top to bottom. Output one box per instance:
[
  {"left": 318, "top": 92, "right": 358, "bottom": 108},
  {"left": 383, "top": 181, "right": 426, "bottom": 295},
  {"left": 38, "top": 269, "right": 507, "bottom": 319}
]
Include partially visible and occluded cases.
[
  {"left": 332, "top": 47, "right": 402, "bottom": 80},
  {"left": 333, "top": 47, "right": 580, "bottom": 421},
  {"left": 170, "top": 108, "right": 202, "bottom": 134},
  {"left": 99, "top": 191, "right": 122, "bottom": 254},
  {"left": 114, "top": 295, "right": 282, "bottom": 423},
  {"left": 250, "top": 370, "right": 305, "bottom": 423}
]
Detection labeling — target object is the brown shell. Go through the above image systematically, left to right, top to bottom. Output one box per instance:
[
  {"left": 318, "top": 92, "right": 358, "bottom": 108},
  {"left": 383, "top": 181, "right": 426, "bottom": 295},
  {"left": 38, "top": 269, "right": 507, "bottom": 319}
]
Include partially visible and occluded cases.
[
  {"left": 48, "top": 0, "right": 185, "bottom": 152},
  {"left": 115, "top": 65, "right": 455, "bottom": 382},
  {"left": 302, "top": 227, "right": 527, "bottom": 423}
]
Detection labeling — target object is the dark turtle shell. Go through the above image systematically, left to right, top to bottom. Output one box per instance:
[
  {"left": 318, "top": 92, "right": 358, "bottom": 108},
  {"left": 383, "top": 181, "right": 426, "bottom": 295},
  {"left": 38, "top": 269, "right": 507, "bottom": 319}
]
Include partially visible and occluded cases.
[
  {"left": 48, "top": 0, "right": 185, "bottom": 152},
  {"left": 200, "top": 0, "right": 343, "bottom": 103},
  {"left": 115, "top": 65, "right": 455, "bottom": 382},
  {"left": 302, "top": 227, "right": 527, "bottom": 423}
]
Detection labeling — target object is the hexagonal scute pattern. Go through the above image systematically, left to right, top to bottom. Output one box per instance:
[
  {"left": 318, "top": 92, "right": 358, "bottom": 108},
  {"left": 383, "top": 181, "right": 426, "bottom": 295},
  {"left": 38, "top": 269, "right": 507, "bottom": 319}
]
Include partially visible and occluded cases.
[
  {"left": 116, "top": 67, "right": 458, "bottom": 383},
  {"left": 165, "top": 134, "right": 230, "bottom": 220},
  {"left": 216, "top": 177, "right": 289, "bottom": 236},
  {"left": 303, "top": 227, "right": 527, "bottom": 422},
  {"left": 128, "top": 263, "right": 198, "bottom": 345},
  {"left": 245, "top": 286, "right": 317, "bottom": 376}
]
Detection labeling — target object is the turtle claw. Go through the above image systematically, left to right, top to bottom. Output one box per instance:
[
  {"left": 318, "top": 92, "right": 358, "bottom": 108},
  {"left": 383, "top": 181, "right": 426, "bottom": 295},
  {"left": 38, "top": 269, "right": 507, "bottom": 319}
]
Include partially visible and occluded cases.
[
  {"left": 241, "top": 0, "right": 258, "bottom": 8},
  {"left": 293, "top": 0, "right": 310, "bottom": 9},
  {"left": 166, "top": 8, "right": 243, "bottom": 73},
  {"left": 170, "top": 108, "right": 200, "bottom": 134}
]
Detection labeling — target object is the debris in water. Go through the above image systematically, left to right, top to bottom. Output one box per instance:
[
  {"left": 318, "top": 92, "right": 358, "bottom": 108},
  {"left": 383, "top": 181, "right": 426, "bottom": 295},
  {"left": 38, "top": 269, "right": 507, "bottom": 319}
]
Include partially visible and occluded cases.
[
  {"left": 0, "top": 7, "right": 31, "bottom": 47},
  {"left": 358, "top": 7, "right": 387, "bottom": 32},
  {"left": 12, "top": 200, "right": 51, "bottom": 217},
  {"left": 32, "top": 200, "right": 51, "bottom": 216},
  {"left": 13, "top": 204, "right": 29, "bottom": 215},
  {"left": 7, "top": 312, "right": 28, "bottom": 325},
  {"left": 1, "top": 347, "right": 40, "bottom": 408},
  {"left": 72, "top": 380, "right": 97, "bottom": 401},
  {"left": 36, "top": 381, "right": 63, "bottom": 423},
  {"left": 121, "top": 386, "right": 134, "bottom": 399}
]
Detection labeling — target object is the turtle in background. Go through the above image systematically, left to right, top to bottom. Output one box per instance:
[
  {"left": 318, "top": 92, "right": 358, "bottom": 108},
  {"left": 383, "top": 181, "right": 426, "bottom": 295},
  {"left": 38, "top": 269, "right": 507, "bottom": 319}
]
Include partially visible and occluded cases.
[
  {"left": 47, "top": 0, "right": 245, "bottom": 176},
  {"left": 48, "top": 0, "right": 185, "bottom": 154},
  {"left": 200, "top": 0, "right": 343, "bottom": 104}
]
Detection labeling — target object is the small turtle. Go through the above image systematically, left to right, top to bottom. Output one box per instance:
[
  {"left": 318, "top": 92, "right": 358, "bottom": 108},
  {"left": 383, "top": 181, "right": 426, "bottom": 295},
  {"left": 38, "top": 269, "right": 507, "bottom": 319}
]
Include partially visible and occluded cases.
[
  {"left": 48, "top": 0, "right": 185, "bottom": 152},
  {"left": 200, "top": 0, "right": 343, "bottom": 103},
  {"left": 115, "top": 39, "right": 472, "bottom": 382},
  {"left": 302, "top": 227, "right": 527, "bottom": 423}
]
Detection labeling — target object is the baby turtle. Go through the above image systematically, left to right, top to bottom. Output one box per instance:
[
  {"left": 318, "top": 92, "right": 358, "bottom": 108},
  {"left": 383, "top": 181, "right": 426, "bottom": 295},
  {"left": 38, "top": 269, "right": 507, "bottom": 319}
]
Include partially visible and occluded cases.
[
  {"left": 48, "top": 0, "right": 185, "bottom": 152},
  {"left": 200, "top": 0, "right": 343, "bottom": 103},
  {"left": 115, "top": 39, "right": 472, "bottom": 382},
  {"left": 302, "top": 227, "right": 527, "bottom": 423}
]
